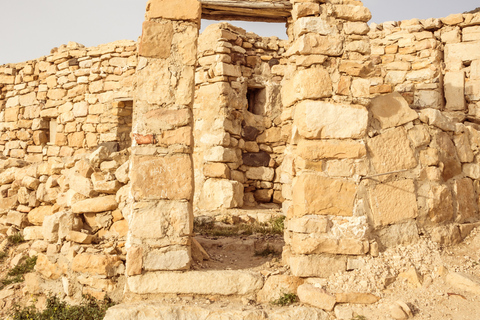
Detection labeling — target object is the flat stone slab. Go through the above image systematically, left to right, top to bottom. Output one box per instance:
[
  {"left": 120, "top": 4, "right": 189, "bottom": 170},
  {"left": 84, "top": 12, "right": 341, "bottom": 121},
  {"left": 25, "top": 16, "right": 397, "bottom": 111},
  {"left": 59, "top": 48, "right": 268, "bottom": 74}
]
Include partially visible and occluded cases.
[
  {"left": 127, "top": 270, "right": 264, "bottom": 295},
  {"left": 105, "top": 302, "right": 329, "bottom": 320}
]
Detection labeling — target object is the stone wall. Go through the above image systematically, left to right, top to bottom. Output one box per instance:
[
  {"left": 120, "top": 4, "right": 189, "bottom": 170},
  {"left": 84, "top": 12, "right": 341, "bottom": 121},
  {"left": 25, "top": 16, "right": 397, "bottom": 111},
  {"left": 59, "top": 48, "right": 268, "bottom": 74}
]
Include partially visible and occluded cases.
[
  {"left": 1, "top": 0, "right": 480, "bottom": 306},
  {"left": 193, "top": 23, "right": 287, "bottom": 213}
]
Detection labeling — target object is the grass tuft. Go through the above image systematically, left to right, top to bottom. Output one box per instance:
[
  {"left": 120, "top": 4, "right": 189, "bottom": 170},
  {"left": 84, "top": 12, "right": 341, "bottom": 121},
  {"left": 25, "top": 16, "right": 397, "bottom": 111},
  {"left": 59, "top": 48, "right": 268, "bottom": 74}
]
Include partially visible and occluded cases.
[
  {"left": 8, "top": 233, "right": 25, "bottom": 245},
  {"left": 0, "top": 256, "right": 37, "bottom": 289},
  {"left": 271, "top": 293, "right": 298, "bottom": 306}
]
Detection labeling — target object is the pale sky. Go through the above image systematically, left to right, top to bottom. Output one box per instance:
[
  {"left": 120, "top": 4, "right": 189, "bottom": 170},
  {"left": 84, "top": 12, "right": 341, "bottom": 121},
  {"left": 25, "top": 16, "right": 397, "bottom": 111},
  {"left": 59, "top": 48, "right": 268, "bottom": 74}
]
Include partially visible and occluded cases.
[{"left": 0, "top": 0, "right": 478, "bottom": 65}]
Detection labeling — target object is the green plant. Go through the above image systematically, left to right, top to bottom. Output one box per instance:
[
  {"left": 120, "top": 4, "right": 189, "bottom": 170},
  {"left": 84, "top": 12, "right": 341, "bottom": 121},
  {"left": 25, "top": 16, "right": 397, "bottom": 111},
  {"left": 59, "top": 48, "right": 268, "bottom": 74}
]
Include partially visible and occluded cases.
[
  {"left": 270, "top": 216, "right": 285, "bottom": 235},
  {"left": 8, "top": 233, "right": 25, "bottom": 245},
  {"left": 0, "top": 251, "right": 7, "bottom": 262},
  {"left": 0, "top": 256, "right": 37, "bottom": 289},
  {"left": 271, "top": 293, "right": 298, "bottom": 306},
  {"left": 11, "top": 294, "right": 115, "bottom": 320},
  {"left": 351, "top": 316, "right": 368, "bottom": 320}
]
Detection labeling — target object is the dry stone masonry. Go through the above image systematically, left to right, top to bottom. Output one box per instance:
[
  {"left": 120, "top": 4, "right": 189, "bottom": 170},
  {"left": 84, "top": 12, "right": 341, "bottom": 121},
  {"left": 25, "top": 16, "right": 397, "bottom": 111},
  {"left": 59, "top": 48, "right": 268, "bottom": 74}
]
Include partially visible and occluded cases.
[{"left": 1, "top": 0, "right": 480, "bottom": 315}]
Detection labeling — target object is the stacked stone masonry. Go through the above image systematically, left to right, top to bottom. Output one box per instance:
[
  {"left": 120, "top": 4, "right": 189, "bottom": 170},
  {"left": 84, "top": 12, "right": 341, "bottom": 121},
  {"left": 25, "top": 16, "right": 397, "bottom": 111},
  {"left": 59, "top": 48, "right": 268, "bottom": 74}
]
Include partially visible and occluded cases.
[{"left": 0, "top": 0, "right": 480, "bottom": 307}]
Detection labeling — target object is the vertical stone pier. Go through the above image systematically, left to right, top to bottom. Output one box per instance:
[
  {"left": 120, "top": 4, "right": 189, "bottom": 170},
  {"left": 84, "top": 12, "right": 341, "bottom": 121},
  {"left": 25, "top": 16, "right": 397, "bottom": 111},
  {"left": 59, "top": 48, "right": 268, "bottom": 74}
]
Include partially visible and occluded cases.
[{"left": 125, "top": 0, "right": 201, "bottom": 289}]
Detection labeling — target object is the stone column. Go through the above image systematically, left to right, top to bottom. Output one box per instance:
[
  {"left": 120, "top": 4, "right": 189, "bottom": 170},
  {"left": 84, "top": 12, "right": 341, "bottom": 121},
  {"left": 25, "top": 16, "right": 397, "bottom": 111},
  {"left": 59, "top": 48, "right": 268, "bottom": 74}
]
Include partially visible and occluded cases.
[
  {"left": 125, "top": 0, "right": 201, "bottom": 285},
  {"left": 282, "top": 1, "right": 373, "bottom": 277}
]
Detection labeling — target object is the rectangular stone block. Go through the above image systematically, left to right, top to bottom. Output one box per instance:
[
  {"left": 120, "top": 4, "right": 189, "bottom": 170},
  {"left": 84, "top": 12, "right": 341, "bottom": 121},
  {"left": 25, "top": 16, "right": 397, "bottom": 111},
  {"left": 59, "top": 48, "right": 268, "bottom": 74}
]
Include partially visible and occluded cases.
[
  {"left": 146, "top": 0, "right": 201, "bottom": 21},
  {"left": 139, "top": 20, "right": 174, "bottom": 58},
  {"left": 463, "top": 26, "right": 480, "bottom": 42},
  {"left": 445, "top": 41, "right": 480, "bottom": 63},
  {"left": 444, "top": 71, "right": 465, "bottom": 111},
  {"left": 466, "top": 80, "right": 480, "bottom": 101},
  {"left": 142, "top": 107, "right": 191, "bottom": 133},
  {"left": 297, "top": 139, "right": 366, "bottom": 160},
  {"left": 131, "top": 154, "right": 193, "bottom": 201},
  {"left": 293, "top": 173, "right": 356, "bottom": 217},
  {"left": 199, "top": 179, "right": 243, "bottom": 210},
  {"left": 368, "top": 179, "right": 418, "bottom": 227},
  {"left": 129, "top": 200, "right": 192, "bottom": 239},
  {"left": 290, "top": 233, "right": 369, "bottom": 255},
  {"left": 144, "top": 248, "right": 190, "bottom": 271},
  {"left": 289, "top": 254, "right": 346, "bottom": 277}
]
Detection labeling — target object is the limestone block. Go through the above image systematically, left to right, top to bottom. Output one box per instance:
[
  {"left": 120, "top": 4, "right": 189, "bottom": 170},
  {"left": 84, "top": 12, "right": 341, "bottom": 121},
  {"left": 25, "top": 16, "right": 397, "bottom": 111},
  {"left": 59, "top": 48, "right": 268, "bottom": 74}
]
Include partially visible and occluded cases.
[
  {"left": 146, "top": 0, "right": 201, "bottom": 21},
  {"left": 292, "top": 2, "right": 321, "bottom": 20},
  {"left": 332, "top": 5, "right": 371, "bottom": 22},
  {"left": 293, "top": 17, "right": 336, "bottom": 38},
  {"left": 139, "top": 20, "right": 174, "bottom": 59},
  {"left": 344, "top": 22, "right": 370, "bottom": 35},
  {"left": 463, "top": 26, "right": 480, "bottom": 42},
  {"left": 285, "top": 34, "right": 344, "bottom": 57},
  {"left": 346, "top": 41, "right": 370, "bottom": 54},
  {"left": 445, "top": 41, "right": 480, "bottom": 63},
  {"left": 136, "top": 60, "right": 174, "bottom": 105},
  {"left": 471, "top": 60, "right": 480, "bottom": 80},
  {"left": 213, "top": 63, "right": 241, "bottom": 77},
  {"left": 282, "top": 68, "right": 332, "bottom": 107},
  {"left": 385, "top": 71, "right": 407, "bottom": 84},
  {"left": 444, "top": 71, "right": 465, "bottom": 111},
  {"left": 466, "top": 80, "right": 480, "bottom": 101},
  {"left": 19, "top": 92, "right": 36, "bottom": 107},
  {"left": 369, "top": 92, "right": 418, "bottom": 129},
  {"left": 294, "top": 100, "right": 368, "bottom": 139},
  {"left": 143, "top": 108, "right": 191, "bottom": 134},
  {"left": 418, "top": 109, "right": 455, "bottom": 132},
  {"left": 367, "top": 127, "right": 417, "bottom": 174},
  {"left": 431, "top": 132, "right": 462, "bottom": 181},
  {"left": 454, "top": 133, "right": 474, "bottom": 163},
  {"left": 297, "top": 139, "right": 366, "bottom": 161},
  {"left": 204, "top": 146, "right": 238, "bottom": 163},
  {"left": 419, "top": 148, "right": 439, "bottom": 166},
  {"left": 131, "top": 154, "right": 193, "bottom": 201},
  {"left": 115, "top": 161, "right": 130, "bottom": 184},
  {"left": 204, "top": 163, "right": 230, "bottom": 179},
  {"left": 464, "top": 163, "right": 480, "bottom": 180},
  {"left": 246, "top": 167, "right": 275, "bottom": 181},
  {"left": 0, "top": 168, "right": 16, "bottom": 184},
  {"left": 66, "top": 173, "right": 95, "bottom": 198},
  {"left": 293, "top": 173, "right": 356, "bottom": 217},
  {"left": 22, "top": 176, "right": 40, "bottom": 190},
  {"left": 454, "top": 178, "right": 478, "bottom": 223},
  {"left": 93, "top": 179, "right": 122, "bottom": 195},
  {"left": 200, "top": 179, "right": 243, "bottom": 210},
  {"left": 368, "top": 179, "right": 418, "bottom": 227},
  {"left": 428, "top": 184, "right": 454, "bottom": 223},
  {"left": 72, "top": 196, "right": 117, "bottom": 214},
  {"left": 129, "top": 200, "right": 191, "bottom": 239},
  {"left": 27, "top": 206, "right": 54, "bottom": 226},
  {"left": 6, "top": 211, "right": 28, "bottom": 228},
  {"left": 42, "top": 214, "right": 59, "bottom": 243},
  {"left": 287, "top": 216, "right": 330, "bottom": 234},
  {"left": 110, "top": 220, "right": 128, "bottom": 237},
  {"left": 377, "top": 220, "right": 419, "bottom": 248},
  {"left": 66, "top": 231, "right": 94, "bottom": 244},
  {"left": 290, "top": 233, "right": 369, "bottom": 255},
  {"left": 126, "top": 247, "right": 143, "bottom": 276},
  {"left": 144, "top": 248, "right": 190, "bottom": 271},
  {"left": 72, "top": 253, "right": 121, "bottom": 277},
  {"left": 34, "top": 254, "right": 64, "bottom": 280},
  {"left": 288, "top": 254, "right": 344, "bottom": 277},
  {"left": 127, "top": 270, "right": 263, "bottom": 295},
  {"left": 446, "top": 272, "right": 480, "bottom": 295},
  {"left": 257, "top": 275, "right": 304, "bottom": 303},
  {"left": 297, "top": 284, "right": 336, "bottom": 311},
  {"left": 335, "top": 293, "right": 380, "bottom": 304}
]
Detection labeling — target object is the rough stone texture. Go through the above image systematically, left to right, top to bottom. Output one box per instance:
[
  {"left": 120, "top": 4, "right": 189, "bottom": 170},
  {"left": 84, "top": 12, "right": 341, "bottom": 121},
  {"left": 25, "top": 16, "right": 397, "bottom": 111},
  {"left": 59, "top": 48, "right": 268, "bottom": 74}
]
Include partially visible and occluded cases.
[
  {"left": 146, "top": 0, "right": 201, "bottom": 21},
  {"left": 139, "top": 20, "right": 174, "bottom": 59},
  {"left": 445, "top": 41, "right": 480, "bottom": 62},
  {"left": 444, "top": 71, "right": 465, "bottom": 111},
  {"left": 369, "top": 92, "right": 418, "bottom": 129},
  {"left": 294, "top": 100, "right": 368, "bottom": 139},
  {"left": 367, "top": 127, "right": 417, "bottom": 174},
  {"left": 431, "top": 132, "right": 462, "bottom": 181},
  {"left": 297, "top": 139, "right": 366, "bottom": 160},
  {"left": 242, "top": 152, "right": 270, "bottom": 167},
  {"left": 130, "top": 155, "right": 193, "bottom": 201},
  {"left": 293, "top": 173, "right": 357, "bottom": 217},
  {"left": 453, "top": 178, "right": 478, "bottom": 223},
  {"left": 200, "top": 179, "right": 244, "bottom": 209},
  {"left": 368, "top": 179, "right": 418, "bottom": 227},
  {"left": 428, "top": 184, "right": 454, "bottom": 223},
  {"left": 71, "top": 196, "right": 117, "bottom": 214},
  {"left": 27, "top": 206, "right": 54, "bottom": 226},
  {"left": 287, "top": 215, "right": 330, "bottom": 234},
  {"left": 376, "top": 220, "right": 419, "bottom": 248},
  {"left": 290, "top": 233, "right": 369, "bottom": 255},
  {"left": 144, "top": 249, "right": 190, "bottom": 271},
  {"left": 72, "top": 253, "right": 121, "bottom": 277},
  {"left": 289, "top": 254, "right": 346, "bottom": 277},
  {"left": 127, "top": 270, "right": 263, "bottom": 295},
  {"left": 446, "top": 272, "right": 480, "bottom": 295},
  {"left": 257, "top": 275, "right": 304, "bottom": 303},
  {"left": 297, "top": 284, "right": 336, "bottom": 311},
  {"left": 335, "top": 293, "right": 380, "bottom": 304}
]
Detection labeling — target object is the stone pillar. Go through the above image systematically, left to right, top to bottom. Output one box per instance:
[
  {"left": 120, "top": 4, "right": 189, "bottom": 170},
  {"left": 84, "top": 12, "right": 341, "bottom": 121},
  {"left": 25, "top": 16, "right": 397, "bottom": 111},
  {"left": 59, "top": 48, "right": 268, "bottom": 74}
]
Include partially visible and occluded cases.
[
  {"left": 126, "top": 0, "right": 201, "bottom": 286},
  {"left": 282, "top": 1, "right": 373, "bottom": 277}
]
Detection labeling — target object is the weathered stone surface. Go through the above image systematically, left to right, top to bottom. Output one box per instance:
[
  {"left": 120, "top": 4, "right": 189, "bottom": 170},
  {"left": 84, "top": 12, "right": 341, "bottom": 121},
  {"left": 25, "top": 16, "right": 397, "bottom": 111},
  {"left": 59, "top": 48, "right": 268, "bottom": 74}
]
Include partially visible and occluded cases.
[
  {"left": 146, "top": 0, "right": 201, "bottom": 21},
  {"left": 332, "top": 5, "right": 371, "bottom": 22},
  {"left": 293, "top": 17, "right": 336, "bottom": 38},
  {"left": 139, "top": 20, "right": 174, "bottom": 59},
  {"left": 285, "top": 34, "right": 344, "bottom": 57},
  {"left": 445, "top": 41, "right": 480, "bottom": 62},
  {"left": 282, "top": 68, "right": 332, "bottom": 107},
  {"left": 444, "top": 71, "right": 465, "bottom": 111},
  {"left": 369, "top": 92, "right": 418, "bottom": 129},
  {"left": 294, "top": 100, "right": 368, "bottom": 139},
  {"left": 419, "top": 109, "right": 455, "bottom": 132},
  {"left": 367, "top": 127, "right": 417, "bottom": 174},
  {"left": 431, "top": 132, "right": 462, "bottom": 181},
  {"left": 454, "top": 133, "right": 474, "bottom": 163},
  {"left": 297, "top": 139, "right": 366, "bottom": 160},
  {"left": 204, "top": 147, "right": 238, "bottom": 163},
  {"left": 242, "top": 151, "right": 271, "bottom": 167},
  {"left": 131, "top": 154, "right": 193, "bottom": 201},
  {"left": 115, "top": 161, "right": 130, "bottom": 184},
  {"left": 203, "top": 163, "right": 230, "bottom": 179},
  {"left": 246, "top": 167, "right": 275, "bottom": 181},
  {"left": 67, "top": 173, "right": 95, "bottom": 198},
  {"left": 293, "top": 173, "right": 356, "bottom": 217},
  {"left": 454, "top": 178, "right": 478, "bottom": 223},
  {"left": 200, "top": 179, "right": 243, "bottom": 210},
  {"left": 368, "top": 179, "right": 418, "bottom": 227},
  {"left": 428, "top": 184, "right": 454, "bottom": 223},
  {"left": 0, "top": 196, "right": 19, "bottom": 215},
  {"left": 71, "top": 196, "right": 117, "bottom": 214},
  {"left": 129, "top": 200, "right": 191, "bottom": 239},
  {"left": 6, "top": 211, "right": 27, "bottom": 228},
  {"left": 287, "top": 215, "right": 330, "bottom": 234},
  {"left": 377, "top": 220, "right": 419, "bottom": 248},
  {"left": 23, "top": 226, "right": 44, "bottom": 241},
  {"left": 66, "top": 231, "right": 94, "bottom": 244},
  {"left": 290, "top": 233, "right": 369, "bottom": 255},
  {"left": 126, "top": 247, "right": 143, "bottom": 276},
  {"left": 144, "top": 248, "right": 190, "bottom": 271},
  {"left": 72, "top": 253, "right": 121, "bottom": 277},
  {"left": 34, "top": 254, "right": 64, "bottom": 280},
  {"left": 289, "top": 254, "right": 346, "bottom": 278},
  {"left": 398, "top": 267, "right": 423, "bottom": 288},
  {"left": 127, "top": 270, "right": 263, "bottom": 295},
  {"left": 446, "top": 272, "right": 480, "bottom": 295},
  {"left": 257, "top": 275, "right": 304, "bottom": 303},
  {"left": 297, "top": 284, "right": 336, "bottom": 311},
  {"left": 335, "top": 293, "right": 380, "bottom": 304}
]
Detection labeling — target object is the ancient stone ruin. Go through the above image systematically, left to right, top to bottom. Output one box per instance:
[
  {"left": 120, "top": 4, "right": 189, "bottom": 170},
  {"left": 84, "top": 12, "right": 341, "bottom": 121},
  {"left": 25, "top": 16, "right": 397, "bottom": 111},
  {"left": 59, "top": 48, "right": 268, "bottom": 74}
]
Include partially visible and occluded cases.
[{"left": 0, "top": 0, "right": 480, "bottom": 318}]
